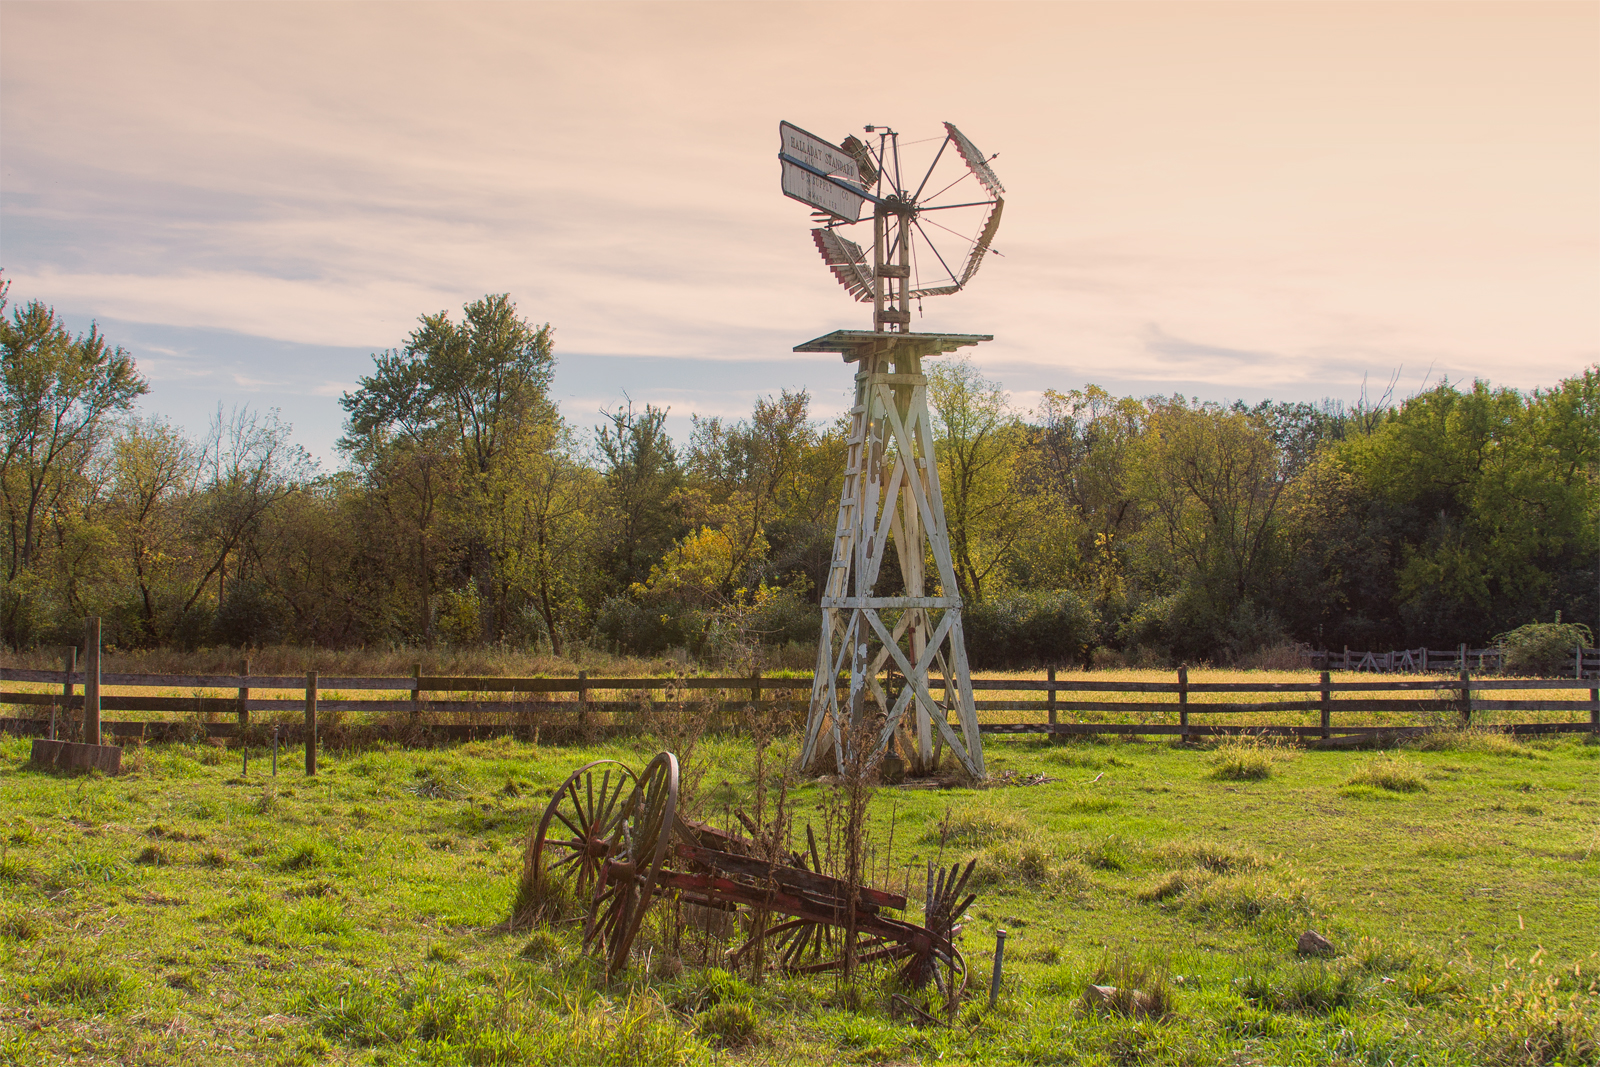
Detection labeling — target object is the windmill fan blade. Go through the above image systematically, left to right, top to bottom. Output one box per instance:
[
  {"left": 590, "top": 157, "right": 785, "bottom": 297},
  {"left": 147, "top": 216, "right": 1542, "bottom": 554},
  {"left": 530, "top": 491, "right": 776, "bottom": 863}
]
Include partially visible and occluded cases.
[
  {"left": 943, "top": 122, "right": 1005, "bottom": 197},
  {"left": 958, "top": 198, "right": 1004, "bottom": 287},
  {"left": 812, "top": 228, "right": 875, "bottom": 302}
]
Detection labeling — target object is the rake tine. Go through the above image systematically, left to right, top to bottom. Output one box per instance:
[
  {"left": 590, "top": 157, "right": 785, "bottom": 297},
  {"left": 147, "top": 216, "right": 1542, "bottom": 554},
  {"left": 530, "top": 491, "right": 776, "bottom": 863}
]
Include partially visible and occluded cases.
[{"left": 949, "top": 858, "right": 977, "bottom": 902}]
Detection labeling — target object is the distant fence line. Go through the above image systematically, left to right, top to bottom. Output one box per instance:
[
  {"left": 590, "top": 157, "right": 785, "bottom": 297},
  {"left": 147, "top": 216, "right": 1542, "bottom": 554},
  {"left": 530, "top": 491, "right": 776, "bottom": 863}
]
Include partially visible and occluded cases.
[
  {"left": 1302, "top": 645, "right": 1599, "bottom": 677},
  {"left": 2, "top": 664, "right": 1595, "bottom": 746}
]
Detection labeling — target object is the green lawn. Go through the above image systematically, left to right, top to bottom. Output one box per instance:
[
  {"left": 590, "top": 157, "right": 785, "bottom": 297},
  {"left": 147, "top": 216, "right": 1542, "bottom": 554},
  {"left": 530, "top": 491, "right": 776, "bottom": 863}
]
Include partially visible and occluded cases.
[{"left": 0, "top": 728, "right": 1595, "bottom": 1065}]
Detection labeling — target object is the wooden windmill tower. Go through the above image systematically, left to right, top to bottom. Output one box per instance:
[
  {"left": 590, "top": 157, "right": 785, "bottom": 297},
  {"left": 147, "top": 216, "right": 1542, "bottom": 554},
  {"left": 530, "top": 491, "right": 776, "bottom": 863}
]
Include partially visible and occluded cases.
[{"left": 777, "top": 121, "right": 1005, "bottom": 779}]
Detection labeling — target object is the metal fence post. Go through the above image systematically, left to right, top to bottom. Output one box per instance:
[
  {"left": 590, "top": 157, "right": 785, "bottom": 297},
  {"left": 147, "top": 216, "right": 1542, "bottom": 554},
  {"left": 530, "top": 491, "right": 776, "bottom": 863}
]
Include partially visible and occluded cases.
[{"left": 989, "top": 928, "right": 1007, "bottom": 1009}]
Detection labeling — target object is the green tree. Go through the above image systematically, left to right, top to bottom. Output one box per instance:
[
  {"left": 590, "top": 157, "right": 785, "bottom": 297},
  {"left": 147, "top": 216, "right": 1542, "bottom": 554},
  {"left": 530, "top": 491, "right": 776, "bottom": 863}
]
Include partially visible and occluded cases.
[
  {"left": 0, "top": 283, "right": 147, "bottom": 645},
  {"left": 341, "top": 294, "right": 558, "bottom": 641},
  {"left": 927, "top": 356, "right": 1030, "bottom": 600}
]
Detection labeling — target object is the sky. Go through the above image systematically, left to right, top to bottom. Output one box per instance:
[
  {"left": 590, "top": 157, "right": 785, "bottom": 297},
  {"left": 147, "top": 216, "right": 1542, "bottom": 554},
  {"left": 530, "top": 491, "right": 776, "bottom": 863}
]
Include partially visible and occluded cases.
[{"left": 3, "top": 1, "right": 1596, "bottom": 466}]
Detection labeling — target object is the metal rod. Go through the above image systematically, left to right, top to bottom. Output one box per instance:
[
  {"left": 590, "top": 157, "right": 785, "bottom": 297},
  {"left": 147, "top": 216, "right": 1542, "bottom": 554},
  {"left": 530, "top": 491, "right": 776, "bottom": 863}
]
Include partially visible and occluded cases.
[
  {"left": 272, "top": 726, "right": 278, "bottom": 776},
  {"left": 989, "top": 928, "right": 1007, "bottom": 1008}
]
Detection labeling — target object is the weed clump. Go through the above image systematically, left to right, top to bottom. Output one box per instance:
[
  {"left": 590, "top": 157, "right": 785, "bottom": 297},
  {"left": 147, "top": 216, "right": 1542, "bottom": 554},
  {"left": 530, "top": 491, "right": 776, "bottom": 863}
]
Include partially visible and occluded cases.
[
  {"left": 1407, "top": 728, "right": 1545, "bottom": 760},
  {"left": 1210, "top": 739, "right": 1278, "bottom": 781},
  {"left": 1346, "top": 755, "right": 1428, "bottom": 793},
  {"left": 923, "top": 796, "right": 1033, "bottom": 846},
  {"left": 1151, "top": 838, "right": 1267, "bottom": 874},
  {"left": 135, "top": 844, "right": 174, "bottom": 866},
  {"left": 1137, "top": 868, "right": 1212, "bottom": 904},
  {"left": 1182, "top": 872, "right": 1319, "bottom": 927},
  {"left": 1, "top": 911, "right": 42, "bottom": 941},
  {"left": 517, "top": 929, "right": 563, "bottom": 961},
  {"left": 1082, "top": 952, "right": 1170, "bottom": 1019},
  {"left": 36, "top": 957, "right": 131, "bottom": 1011},
  {"left": 1238, "top": 960, "right": 1362, "bottom": 1013},
  {"left": 695, "top": 1001, "right": 761, "bottom": 1047}
]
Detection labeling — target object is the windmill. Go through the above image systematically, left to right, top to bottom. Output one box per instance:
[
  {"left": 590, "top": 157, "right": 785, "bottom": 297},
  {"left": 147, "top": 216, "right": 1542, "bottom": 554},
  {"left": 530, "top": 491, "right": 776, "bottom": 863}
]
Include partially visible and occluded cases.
[{"left": 778, "top": 121, "right": 1005, "bottom": 779}]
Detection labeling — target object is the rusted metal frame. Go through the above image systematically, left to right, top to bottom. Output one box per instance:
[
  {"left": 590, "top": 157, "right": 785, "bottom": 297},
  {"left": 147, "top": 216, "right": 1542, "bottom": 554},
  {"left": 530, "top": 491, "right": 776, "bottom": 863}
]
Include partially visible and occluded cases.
[{"left": 671, "top": 841, "right": 907, "bottom": 911}]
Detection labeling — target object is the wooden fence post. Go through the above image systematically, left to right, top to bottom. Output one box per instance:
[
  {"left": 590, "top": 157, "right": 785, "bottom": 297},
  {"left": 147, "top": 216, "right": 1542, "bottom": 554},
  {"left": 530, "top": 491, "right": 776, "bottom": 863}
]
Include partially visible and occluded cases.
[
  {"left": 83, "top": 617, "right": 101, "bottom": 747},
  {"left": 1458, "top": 642, "right": 1467, "bottom": 672},
  {"left": 1342, "top": 645, "right": 1349, "bottom": 671},
  {"left": 61, "top": 646, "right": 77, "bottom": 742},
  {"left": 238, "top": 656, "right": 250, "bottom": 728},
  {"left": 411, "top": 664, "right": 422, "bottom": 723},
  {"left": 1177, "top": 664, "right": 1189, "bottom": 741},
  {"left": 1047, "top": 665, "right": 1058, "bottom": 739},
  {"left": 750, "top": 668, "right": 761, "bottom": 708},
  {"left": 1458, "top": 668, "right": 1472, "bottom": 727},
  {"left": 578, "top": 669, "right": 589, "bottom": 726},
  {"left": 305, "top": 670, "right": 318, "bottom": 775},
  {"left": 1319, "top": 671, "right": 1332, "bottom": 739}
]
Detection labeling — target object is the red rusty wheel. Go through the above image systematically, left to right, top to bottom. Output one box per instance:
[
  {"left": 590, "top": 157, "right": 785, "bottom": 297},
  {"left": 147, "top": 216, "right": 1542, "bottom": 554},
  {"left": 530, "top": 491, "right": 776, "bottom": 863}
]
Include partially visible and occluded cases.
[
  {"left": 583, "top": 751, "right": 679, "bottom": 977},
  {"left": 522, "top": 759, "right": 638, "bottom": 918}
]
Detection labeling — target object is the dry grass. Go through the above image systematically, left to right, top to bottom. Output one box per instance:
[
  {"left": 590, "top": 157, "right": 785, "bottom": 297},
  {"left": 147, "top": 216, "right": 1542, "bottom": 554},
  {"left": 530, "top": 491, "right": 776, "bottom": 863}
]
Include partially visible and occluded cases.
[{"left": 1345, "top": 754, "right": 1429, "bottom": 793}]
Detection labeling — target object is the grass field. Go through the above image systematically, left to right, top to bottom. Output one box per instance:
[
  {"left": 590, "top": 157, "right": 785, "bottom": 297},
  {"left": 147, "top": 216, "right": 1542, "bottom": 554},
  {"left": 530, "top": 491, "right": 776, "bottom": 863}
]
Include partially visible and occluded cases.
[{"left": 1, "top": 726, "right": 1596, "bottom": 1065}]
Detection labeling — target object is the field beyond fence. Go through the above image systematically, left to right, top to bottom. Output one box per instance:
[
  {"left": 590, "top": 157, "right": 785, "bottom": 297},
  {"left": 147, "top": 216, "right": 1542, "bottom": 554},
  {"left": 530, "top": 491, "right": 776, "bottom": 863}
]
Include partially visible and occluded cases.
[{"left": 3, "top": 665, "right": 1595, "bottom": 747}]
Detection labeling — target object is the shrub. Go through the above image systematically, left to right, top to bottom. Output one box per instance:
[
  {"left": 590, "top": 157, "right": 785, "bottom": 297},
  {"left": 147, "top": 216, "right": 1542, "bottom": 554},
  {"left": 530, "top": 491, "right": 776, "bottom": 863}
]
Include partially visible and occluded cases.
[
  {"left": 964, "top": 589, "right": 1096, "bottom": 669},
  {"left": 1495, "top": 619, "right": 1593, "bottom": 677}
]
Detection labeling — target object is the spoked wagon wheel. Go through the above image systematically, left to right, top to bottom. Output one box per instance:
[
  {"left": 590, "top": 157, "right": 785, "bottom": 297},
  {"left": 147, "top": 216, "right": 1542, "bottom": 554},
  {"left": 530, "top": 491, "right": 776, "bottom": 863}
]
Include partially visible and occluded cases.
[
  {"left": 583, "top": 751, "right": 679, "bottom": 977},
  {"left": 520, "top": 759, "right": 638, "bottom": 922}
]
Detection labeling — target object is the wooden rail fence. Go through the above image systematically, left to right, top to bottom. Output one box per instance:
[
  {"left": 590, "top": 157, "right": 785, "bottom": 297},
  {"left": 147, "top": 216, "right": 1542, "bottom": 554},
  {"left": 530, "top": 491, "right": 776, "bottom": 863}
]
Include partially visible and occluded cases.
[{"left": 3, "top": 665, "right": 1595, "bottom": 746}]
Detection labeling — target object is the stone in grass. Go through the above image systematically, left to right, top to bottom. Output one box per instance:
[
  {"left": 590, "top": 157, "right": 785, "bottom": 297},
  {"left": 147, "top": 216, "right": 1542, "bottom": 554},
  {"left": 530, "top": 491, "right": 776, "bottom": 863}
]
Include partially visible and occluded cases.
[
  {"left": 1297, "top": 929, "right": 1336, "bottom": 957},
  {"left": 1084, "top": 984, "right": 1162, "bottom": 1018}
]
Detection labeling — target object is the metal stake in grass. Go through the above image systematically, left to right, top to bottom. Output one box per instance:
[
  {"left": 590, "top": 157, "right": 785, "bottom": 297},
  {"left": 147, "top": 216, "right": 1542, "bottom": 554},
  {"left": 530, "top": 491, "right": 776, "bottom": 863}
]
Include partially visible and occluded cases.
[
  {"left": 272, "top": 726, "right": 279, "bottom": 777},
  {"left": 989, "top": 927, "right": 1007, "bottom": 1009}
]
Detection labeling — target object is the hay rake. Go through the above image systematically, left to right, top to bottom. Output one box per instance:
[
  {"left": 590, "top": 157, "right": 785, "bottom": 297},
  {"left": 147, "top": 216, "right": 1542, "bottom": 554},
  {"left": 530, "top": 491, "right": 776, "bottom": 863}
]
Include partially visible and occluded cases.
[{"left": 522, "top": 751, "right": 976, "bottom": 997}]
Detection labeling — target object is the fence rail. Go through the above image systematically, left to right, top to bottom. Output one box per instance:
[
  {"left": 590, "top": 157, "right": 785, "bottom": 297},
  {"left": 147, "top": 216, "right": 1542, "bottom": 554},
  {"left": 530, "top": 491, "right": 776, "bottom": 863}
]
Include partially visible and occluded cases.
[{"left": 3, "top": 665, "right": 1595, "bottom": 746}]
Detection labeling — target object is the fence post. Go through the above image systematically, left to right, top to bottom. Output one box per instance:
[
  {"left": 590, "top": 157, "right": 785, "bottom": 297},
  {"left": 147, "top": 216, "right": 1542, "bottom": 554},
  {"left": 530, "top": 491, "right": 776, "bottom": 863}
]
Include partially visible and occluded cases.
[
  {"left": 83, "top": 617, "right": 101, "bottom": 746},
  {"left": 1458, "top": 642, "right": 1467, "bottom": 671},
  {"left": 1578, "top": 642, "right": 1584, "bottom": 681},
  {"left": 1342, "top": 645, "right": 1349, "bottom": 671},
  {"left": 61, "top": 646, "right": 76, "bottom": 742},
  {"left": 238, "top": 656, "right": 251, "bottom": 728},
  {"left": 411, "top": 663, "right": 422, "bottom": 723},
  {"left": 1047, "top": 665, "right": 1058, "bottom": 740},
  {"left": 1177, "top": 665, "right": 1189, "bottom": 741},
  {"left": 751, "top": 668, "right": 761, "bottom": 708},
  {"left": 1458, "top": 668, "right": 1471, "bottom": 727},
  {"left": 578, "top": 669, "right": 589, "bottom": 726},
  {"left": 305, "top": 670, "right": 318, "bottom": 775},
  {"left": 1319, "top": 671, "right": 1331, "bottom": 739}
]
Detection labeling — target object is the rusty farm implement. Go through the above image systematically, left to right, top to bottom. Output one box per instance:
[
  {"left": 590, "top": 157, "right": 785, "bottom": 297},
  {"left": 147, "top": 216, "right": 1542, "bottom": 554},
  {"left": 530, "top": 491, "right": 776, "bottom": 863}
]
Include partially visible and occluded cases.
[{"left": 519, "top": 752, "right": 977, "bottom": 998}]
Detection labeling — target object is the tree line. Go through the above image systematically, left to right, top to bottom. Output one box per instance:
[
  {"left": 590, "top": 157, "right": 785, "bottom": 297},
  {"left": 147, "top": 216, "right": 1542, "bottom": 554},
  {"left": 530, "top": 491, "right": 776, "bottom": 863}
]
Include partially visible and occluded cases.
[{"left": 3, "top": 283, "right": 1595, "bottom": 666}]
